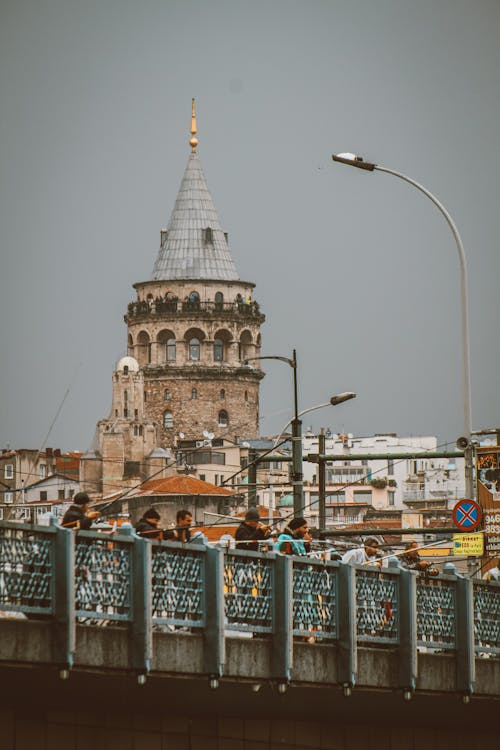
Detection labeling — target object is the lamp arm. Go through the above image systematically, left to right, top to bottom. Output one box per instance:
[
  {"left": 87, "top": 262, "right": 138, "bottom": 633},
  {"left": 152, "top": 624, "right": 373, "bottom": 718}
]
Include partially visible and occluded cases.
[{"left": 375, "top": 165, "right": 471, "bottom": 438}]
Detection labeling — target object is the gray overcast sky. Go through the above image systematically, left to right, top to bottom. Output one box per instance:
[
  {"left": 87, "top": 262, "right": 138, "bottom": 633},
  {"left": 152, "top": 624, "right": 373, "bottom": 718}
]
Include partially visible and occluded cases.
[{"left": 1, "top": 0, "right": 499, "bottom": 452}]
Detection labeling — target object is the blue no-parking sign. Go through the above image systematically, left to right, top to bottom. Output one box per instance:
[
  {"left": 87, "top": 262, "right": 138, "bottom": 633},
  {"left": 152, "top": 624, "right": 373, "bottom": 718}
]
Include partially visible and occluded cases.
[{"left": 452, "top": 499, "right": 482, "bottom": 532}]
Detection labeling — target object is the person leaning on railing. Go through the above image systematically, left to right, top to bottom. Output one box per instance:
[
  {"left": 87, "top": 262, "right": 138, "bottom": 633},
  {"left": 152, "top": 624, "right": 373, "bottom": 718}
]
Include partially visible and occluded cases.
[
  {"left": 61, "top": 492, "right": 100, "bottom": 530},
  {"left": 134, "top": 508, "right": 165, "bottom": 540},
  {"left": 235, "top": 508, "right": 271, "bottom": 551},
  {"left": 275, "top": 517, "right": 311, "bottom": 556},
  {"left": 341, "top": 537, "right": 382, "bottom": 567},
  {"left": 399, "top": 541, "right": 439, "bottom": 577}
]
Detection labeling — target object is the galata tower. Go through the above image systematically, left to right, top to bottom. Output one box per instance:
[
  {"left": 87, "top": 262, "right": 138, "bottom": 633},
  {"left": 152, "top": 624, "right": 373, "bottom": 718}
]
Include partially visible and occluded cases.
[{"left": 82, "top": 101, "right": 265, "bottom": 493}]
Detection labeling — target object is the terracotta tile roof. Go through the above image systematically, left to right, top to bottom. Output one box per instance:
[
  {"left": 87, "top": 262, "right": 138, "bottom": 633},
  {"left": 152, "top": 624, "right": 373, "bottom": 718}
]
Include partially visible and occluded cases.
[{"left": 134, "top": 474, "right": 235, "bottom": 497}]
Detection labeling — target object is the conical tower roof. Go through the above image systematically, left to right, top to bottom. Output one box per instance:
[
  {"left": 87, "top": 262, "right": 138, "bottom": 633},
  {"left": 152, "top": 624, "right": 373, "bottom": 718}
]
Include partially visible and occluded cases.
[{"left": 151, "top": 102, "right": 240, "bottom": 282}]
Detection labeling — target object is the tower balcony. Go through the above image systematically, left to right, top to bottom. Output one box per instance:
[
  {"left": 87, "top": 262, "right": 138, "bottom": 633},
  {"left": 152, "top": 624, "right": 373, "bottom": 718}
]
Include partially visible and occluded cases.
[{"left": 125, "top": 299, "right": 265, "bottom": 324}]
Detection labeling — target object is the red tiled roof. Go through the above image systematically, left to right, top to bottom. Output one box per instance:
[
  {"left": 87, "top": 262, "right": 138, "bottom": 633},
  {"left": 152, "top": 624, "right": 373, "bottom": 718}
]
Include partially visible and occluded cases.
[{"left": 134, "top": 474, "right": 235, "bottom": 497}]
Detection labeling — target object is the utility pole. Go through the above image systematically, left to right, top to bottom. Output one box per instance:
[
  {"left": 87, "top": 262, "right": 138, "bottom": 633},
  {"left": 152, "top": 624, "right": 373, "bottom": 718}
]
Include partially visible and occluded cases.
[{"left": 318, "top": 429, "right": 326, "bottom": 531}]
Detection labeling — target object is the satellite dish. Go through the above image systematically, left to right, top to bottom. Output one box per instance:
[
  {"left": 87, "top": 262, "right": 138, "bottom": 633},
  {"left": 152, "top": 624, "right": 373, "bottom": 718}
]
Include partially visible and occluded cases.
[
  {"left": 203, "top": 430, "right": 209, "bottom": 438},
  {"left": 178, "top": 432, "right": 185, "bottom": 439},
  {"left": 207, "top": 432, "right": 214, "bottom": 441}
]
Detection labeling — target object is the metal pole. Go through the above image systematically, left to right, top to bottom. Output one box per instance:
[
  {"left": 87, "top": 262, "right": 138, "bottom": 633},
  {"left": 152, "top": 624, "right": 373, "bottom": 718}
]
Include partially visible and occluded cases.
[
  {"left": 375, "top": 165, "right": 473, "bottom": 497},
  {"left": 291, "top": 350, "right": 303, "bottom": 516},
  {"left": 318, "top": 430, "right": 326, "bottom": 530}
]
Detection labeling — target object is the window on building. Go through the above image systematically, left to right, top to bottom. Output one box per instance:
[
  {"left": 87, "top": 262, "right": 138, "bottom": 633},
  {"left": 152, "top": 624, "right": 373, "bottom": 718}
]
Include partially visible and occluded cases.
[
  {"left": 203, "top": 227, "right": 213, "bottom": 244},
  {"left": 214, "top": 292, "right": 223, "bottom": 310},
  {"left": 167, "top": 338, "right": 176, "bottom": 361},
  {"left": 189, "top": 338, "right": 201, "bottom": 361},
  {"left": 214, "top": 338, "right": 224, "bottom": 362},
  {"left": 123, "top": 365, "right": 129, "bottom": 375},
  {"left": 191, "top": 388, "right": 198, "bottom": 400},
  {"left": 164, "top": 389, "right": 171, "bottom": 400},
  {"left": 220, "top": 389, "right": 225, "bottom": 400},
  {"left": 244, "top": 390, "right": 248, "bottom": 402},
  {"left": 134, "top": 409, "right": 138, "bottom": 419},
  {"left": 218, "top": 410, "right": 229, "bottom": 427},
  {"left": 163, "top": 411, "right": 173, "bottom": 429},
  {"left": 387, "top": 459, "right": 394, "bottom": 475},
  {"left": 4, "top": 464, "right": 13, "bottom": 480},
  {"left": 39, "top": 464, "right": 46, "bottom": 479},
  {"left": 199, "top": 474, "right": 206, "bottom": 482},
  {"left": 58, "top": 490, "right": 65, "bottom": 500},
  {"left": 40, "top": 491, "right": 48, "bottom": 501},
  {"left": 353, "top": 491, "right": 372, "bottom": 503},
  {"left": 4, "top": 492, "right": 13, "bottom": 505},
  {"left": 388, "top": 492, "right": 395, "bottom": 506}
]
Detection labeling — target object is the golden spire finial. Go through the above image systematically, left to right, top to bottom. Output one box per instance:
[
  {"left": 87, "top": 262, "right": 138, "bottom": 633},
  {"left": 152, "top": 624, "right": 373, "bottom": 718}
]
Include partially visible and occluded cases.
[{"left": 189, "top": 98, "right": 198, "bottom": 152}]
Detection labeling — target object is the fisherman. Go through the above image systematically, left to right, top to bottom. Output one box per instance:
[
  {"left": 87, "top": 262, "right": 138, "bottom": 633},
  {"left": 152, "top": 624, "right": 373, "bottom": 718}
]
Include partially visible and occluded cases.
[
  {"left": 61, "top": 492, "right": 100, "bottom": 530},
  {"left": 135, "top": 508, "right": 164, "bottom": 540},
  {"left": 235, "top": 508, "right": 271, "bottom": 551},
  {"left": 163, "top": 509, "right": 193, "bottom": 543},
  {"left": 275, "top": 517, "right": 311, "bottom": 556},
  {"left": 341, "top": 537, "right": 381, "bottom": 566},
  {"left": 400, "top": 541, "right": 439, "bottom": 577}
]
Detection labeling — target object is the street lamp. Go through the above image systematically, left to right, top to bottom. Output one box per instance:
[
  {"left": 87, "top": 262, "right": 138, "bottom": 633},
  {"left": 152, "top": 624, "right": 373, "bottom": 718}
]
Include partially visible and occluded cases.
[
  {"left": 331, "top": 152, "right": 473, "bottom": 497},
  {"left": 243, "top": 350, "right": 301, "bottom": 514},
  {"left": 244, "top": 351, "right": 356, "bottom": 516}
]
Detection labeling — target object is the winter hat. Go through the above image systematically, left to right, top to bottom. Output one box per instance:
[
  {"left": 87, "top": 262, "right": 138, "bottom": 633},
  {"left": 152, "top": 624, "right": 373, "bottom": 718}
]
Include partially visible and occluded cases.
[
  {"left": 144, "top": 508, "right": 161, "bottom": 520},
  {"left": 245, "top": 508, "right": 260, "bottom": 521},
  {"left": 288, "top": 517, "right": 307, "bottom": 531}
]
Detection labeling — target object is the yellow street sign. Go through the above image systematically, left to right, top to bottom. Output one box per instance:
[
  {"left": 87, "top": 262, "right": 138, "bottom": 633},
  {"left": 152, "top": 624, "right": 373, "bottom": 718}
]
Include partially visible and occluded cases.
[{"left": 452, "top": 533, "right": 484, "bottom": 556}]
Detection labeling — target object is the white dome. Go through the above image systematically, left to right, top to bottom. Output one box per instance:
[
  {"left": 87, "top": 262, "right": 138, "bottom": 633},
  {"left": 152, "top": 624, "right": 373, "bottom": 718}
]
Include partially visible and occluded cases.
[{"left": 116, "top": 356, "right": 139, "bottom": 373}]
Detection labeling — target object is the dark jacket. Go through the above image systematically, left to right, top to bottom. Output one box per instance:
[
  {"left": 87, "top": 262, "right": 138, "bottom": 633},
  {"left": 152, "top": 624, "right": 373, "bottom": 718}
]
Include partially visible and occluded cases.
[
  {"left": 61, "top": 504, "right": 93, "bottom": 530},
  {"left": 135, "top": 518, "right": 163, "bottom": 540},
  {"left": 235, "top": 522, "right": 268, "bottom": 552},
  {"left": 163, "top": 527, "right": 191, "bottom": 543}
]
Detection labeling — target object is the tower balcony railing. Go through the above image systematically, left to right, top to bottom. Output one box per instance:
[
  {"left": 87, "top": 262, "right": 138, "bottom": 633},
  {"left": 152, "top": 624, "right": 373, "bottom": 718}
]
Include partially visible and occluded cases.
[
  {"left": 125, "top": 299, "right": 264, "bottom": 322},
  {"left": 0, "top": 520, "right": 498, "bottom": 690}
]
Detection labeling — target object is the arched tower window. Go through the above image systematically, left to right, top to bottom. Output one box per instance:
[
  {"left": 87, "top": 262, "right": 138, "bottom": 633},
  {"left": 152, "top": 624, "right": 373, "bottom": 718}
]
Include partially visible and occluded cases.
[
  {"left": 215, "top": 291, "right": 223, "bottom": 311},
  {"left": 137, "top": 331, "right": 151, "bottom": 366},
  {"left": 167, "top": 338, "right": 176, "bottom": 361},
  {"left": 189, "top": 338, "right": 201, "bottom": 361},
  {"left": 214, "top": 338, "right": 224, "bottom": 362},
  {"left": 191, "top": 388, "right": 198, "bottom": 400},
  {"left": 164, "top": 389, "right": 171, "bottom": 400},
  {"left": 220, "top": 389, "right": 225, "bottom": 400},
  {"left": 218, "top": 410, "right": 229, "bottom": 427},
  {"left": 163, "top": 411, "right": 173, "bottom": 429}
]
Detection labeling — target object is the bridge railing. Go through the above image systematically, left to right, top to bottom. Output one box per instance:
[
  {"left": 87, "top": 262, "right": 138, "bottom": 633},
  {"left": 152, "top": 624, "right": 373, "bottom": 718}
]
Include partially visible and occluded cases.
[
  {"left": 1, "top": 521, "right": 499, "bottom": 691},
  {"left": 0, "top": 522, "right": 55, "bottom": 617},
  {"left": 75, "top": 530, "right": 133, "bottom": 623},
  {"left": 151, "top": 538, "right": 207, "bottom": 629},
  {"left": 473, "top": 579, "right": 500, "bottom": 655}
]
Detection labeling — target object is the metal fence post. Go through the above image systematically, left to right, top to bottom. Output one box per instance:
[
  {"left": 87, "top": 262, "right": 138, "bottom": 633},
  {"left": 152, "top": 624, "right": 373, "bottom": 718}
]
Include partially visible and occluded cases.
[
  {"left": 52, "top": 519, "right": 75, "bottom": 670},
  {"left": 127, "top": 528, "right": 152, "bottom": 677},
  {"left": 204, "top": 546, "right": 225, "bottom": 679},
  {"left": 272, "top": 554, "right": 293, "bottom": 685},
  {"left": 395, "top": 561, "right": 417, "bottom": 693},
  {"left": 337, "top": 563, "right": 357, "bottom": 692},
  {"left": 455, "top": 572, "right": 475, "bottom": 697}
]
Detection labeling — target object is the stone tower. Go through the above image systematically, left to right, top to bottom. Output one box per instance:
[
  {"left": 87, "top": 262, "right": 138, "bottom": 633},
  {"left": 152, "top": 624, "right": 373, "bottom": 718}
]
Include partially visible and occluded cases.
[{"left": 81, "top": 102, "right": 265, "bottom": 494}]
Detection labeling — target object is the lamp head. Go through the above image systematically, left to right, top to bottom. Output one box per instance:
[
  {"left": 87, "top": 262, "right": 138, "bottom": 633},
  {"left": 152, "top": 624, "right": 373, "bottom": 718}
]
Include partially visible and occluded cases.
[
  {"left": 331, "top": 153, "right": 376, "bottom": 171},
  {"left": 330, "top": 392, "right": 357, "bottom": 406}
]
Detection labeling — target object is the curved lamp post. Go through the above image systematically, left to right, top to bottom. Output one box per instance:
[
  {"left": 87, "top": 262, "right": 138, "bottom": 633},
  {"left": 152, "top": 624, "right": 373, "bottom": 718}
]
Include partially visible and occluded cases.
[
  {"left": 331, "top": 152, "right": 473, "bottom": 498},
  {"left": 244, "top": 350, "right": 356, "bottom": 515}
]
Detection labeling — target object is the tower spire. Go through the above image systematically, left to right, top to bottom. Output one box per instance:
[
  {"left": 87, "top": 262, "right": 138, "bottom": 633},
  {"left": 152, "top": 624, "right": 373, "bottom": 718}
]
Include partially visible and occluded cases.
[{"left": 189, "top": 98, "right": 198, "bottom": 152}]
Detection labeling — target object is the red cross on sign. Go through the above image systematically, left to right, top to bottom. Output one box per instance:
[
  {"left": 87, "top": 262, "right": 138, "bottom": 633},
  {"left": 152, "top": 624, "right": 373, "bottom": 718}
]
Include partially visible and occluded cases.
[{"left": 452, "top": 499, "right": 482, "bottom": 532}]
